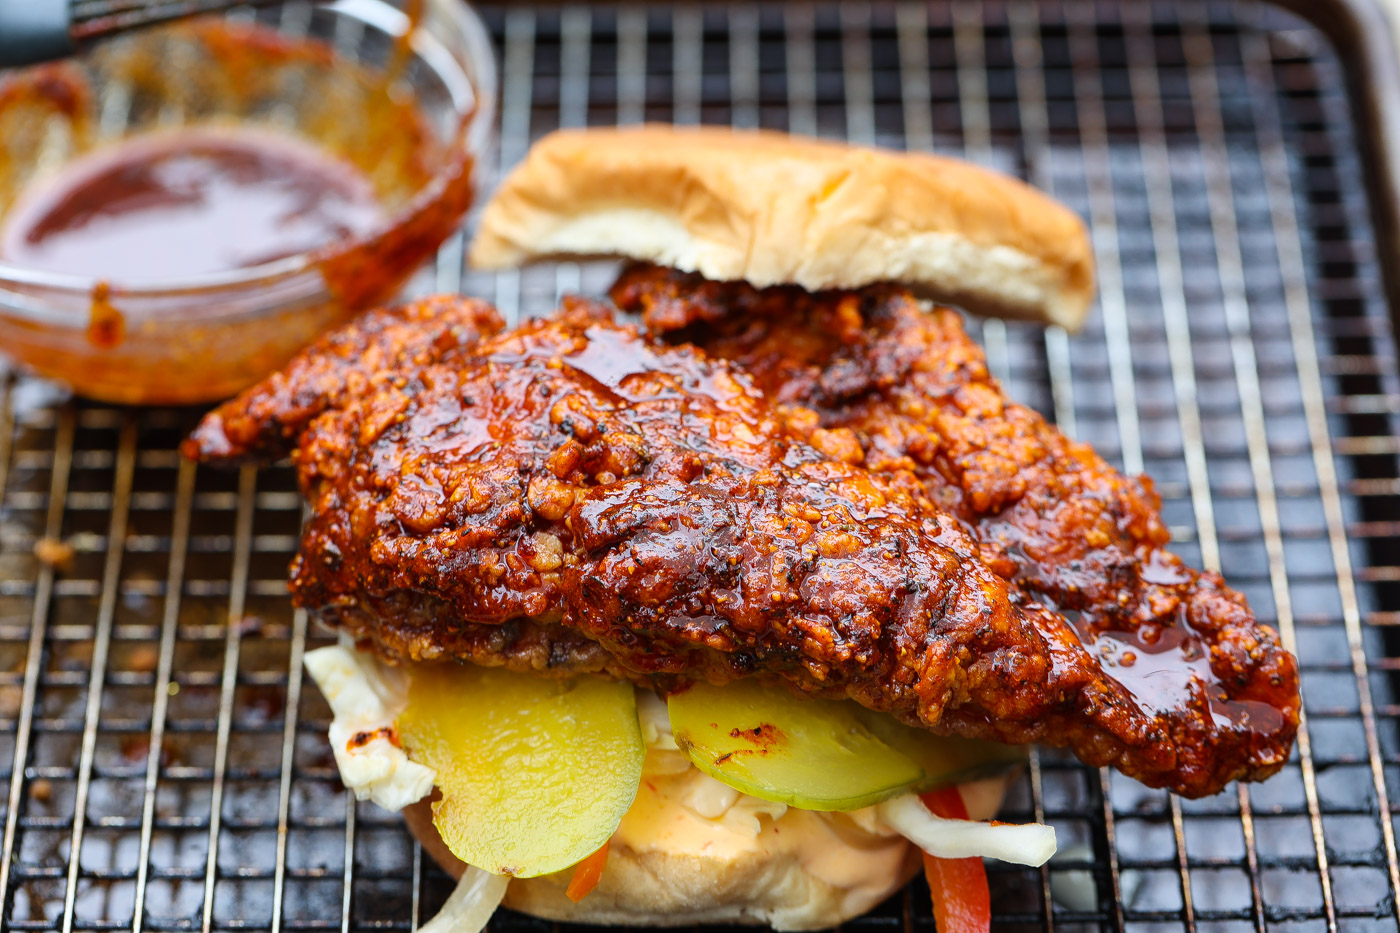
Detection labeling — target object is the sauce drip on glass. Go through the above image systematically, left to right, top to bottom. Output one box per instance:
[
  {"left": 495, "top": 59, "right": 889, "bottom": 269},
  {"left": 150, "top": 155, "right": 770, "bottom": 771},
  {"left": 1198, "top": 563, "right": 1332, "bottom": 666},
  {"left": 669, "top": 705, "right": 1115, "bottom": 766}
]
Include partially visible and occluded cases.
[{"left": 1, "top": 127, "right": 383, "bottom": 281}]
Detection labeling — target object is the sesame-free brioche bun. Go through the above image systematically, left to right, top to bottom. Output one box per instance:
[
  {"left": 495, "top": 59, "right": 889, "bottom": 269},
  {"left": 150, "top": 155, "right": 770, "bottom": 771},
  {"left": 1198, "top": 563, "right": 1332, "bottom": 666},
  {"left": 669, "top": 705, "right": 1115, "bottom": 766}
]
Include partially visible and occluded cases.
[
  {"left": 468, "top": 126, "right": 1094, "bottom": 330},
  {"left": 403, "top": 773, "right": 1014, "bottom": 930}
]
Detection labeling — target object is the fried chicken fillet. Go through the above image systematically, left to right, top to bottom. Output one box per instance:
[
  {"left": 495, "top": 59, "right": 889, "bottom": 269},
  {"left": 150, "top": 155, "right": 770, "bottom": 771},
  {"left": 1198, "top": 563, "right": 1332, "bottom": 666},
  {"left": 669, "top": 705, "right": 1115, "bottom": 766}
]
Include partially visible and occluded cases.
[
  {"left": 614, "top": 263, "right": 1300, "bottom": 782},
  {"left": 186, "top": 295, "right": 1298, "bottom": 798}
]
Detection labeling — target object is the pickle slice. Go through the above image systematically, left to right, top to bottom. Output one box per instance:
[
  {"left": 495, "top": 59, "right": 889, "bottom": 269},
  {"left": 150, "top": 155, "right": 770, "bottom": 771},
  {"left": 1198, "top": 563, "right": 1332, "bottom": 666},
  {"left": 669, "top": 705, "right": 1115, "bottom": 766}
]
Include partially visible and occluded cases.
[
  {"left": 397, "top": 664, "right": 643, "bottom": 878},
  {"left": 667, "top": 679, "right": 1023, "bottom": 811},
  {"left": 667, "top": 679, "right": 922, "bottom": 811}
]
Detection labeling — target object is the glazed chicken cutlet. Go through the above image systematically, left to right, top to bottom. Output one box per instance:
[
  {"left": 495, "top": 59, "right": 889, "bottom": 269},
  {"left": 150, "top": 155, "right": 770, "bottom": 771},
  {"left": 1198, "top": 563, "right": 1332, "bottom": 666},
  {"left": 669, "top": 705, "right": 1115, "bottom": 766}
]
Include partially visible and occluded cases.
[
  {"left": 189, "top": 127, "right": 1303, "bottom": 933},
  {"left": 612, "top": 263, "right": 1297, "bottom": 784},
  {"left": 188, "top": 296, "right": 1294, "bottom": 796}
]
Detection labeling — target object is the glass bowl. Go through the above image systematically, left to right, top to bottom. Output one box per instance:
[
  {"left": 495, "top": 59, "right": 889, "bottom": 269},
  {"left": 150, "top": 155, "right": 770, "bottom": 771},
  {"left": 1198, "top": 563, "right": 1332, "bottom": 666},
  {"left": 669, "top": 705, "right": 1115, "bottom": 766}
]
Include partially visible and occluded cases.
[{"left": 0, "top": 0, "right": 496, "bottom": 405}]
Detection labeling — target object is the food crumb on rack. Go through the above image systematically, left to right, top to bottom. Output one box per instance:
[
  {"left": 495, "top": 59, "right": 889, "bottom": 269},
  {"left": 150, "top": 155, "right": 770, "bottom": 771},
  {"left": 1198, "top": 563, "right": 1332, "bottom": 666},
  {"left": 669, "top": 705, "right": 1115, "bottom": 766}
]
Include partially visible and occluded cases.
[
  {"left": 32, "top": 537, "right": 74, "bottom": 572},
  {"left": 128, "top": 644, "right": 159, "bottom": 673}
]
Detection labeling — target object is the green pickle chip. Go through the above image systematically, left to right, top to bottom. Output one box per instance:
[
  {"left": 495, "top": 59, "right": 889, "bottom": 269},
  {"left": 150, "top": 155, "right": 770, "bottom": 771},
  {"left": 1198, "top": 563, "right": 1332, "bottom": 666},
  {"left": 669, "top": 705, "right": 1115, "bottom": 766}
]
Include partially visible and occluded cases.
[
  {"left": 397, "top": 664, "right": 644, "bottom": 877},
  {"left": 668, "top": 679, "right": 1024, "bottom": 811}
]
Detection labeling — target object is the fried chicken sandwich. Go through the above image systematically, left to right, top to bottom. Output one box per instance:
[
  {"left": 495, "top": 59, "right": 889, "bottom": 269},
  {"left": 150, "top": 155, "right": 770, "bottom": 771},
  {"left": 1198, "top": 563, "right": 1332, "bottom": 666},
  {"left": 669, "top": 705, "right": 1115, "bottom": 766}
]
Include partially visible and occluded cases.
[{"left": 186, "top": 127, "right": 1300, "bottom": 933}]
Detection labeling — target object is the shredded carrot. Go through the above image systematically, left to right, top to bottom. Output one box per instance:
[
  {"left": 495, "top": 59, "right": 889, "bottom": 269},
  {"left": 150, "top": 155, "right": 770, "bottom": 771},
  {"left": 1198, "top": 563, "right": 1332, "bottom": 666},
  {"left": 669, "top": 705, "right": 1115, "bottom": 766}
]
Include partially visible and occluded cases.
[
  {"left": 919, "top": 787, "right": 991, "bottom": 933},
  {"left": 564, "top": 841, "right": 610, "bottom": 903}
]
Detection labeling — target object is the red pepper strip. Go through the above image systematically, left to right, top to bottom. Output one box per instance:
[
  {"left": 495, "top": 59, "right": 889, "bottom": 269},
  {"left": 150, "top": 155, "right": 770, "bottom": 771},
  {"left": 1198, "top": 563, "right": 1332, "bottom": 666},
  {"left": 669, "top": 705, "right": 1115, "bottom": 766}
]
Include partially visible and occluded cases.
[
  {"left": 919, "top": 788, "right": 991, "bottom": 933},
  {"left": 564, "top": 841, "right": 610, "bottom": 903}
]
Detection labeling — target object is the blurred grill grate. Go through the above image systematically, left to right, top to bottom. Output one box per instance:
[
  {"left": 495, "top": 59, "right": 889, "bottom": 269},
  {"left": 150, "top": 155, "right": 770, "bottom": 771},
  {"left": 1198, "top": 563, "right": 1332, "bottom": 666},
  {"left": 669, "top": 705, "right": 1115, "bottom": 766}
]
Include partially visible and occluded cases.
[{"left": 1, "top": 1, "right": 1399, "bottom": 931}]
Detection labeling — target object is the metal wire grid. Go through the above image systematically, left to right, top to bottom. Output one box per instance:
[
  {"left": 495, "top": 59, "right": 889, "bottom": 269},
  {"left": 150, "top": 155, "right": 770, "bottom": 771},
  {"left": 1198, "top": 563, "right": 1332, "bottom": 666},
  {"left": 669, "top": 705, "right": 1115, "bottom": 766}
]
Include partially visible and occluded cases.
[{"left": 0, "top": 0, "right": 1398, "bottom": 931}]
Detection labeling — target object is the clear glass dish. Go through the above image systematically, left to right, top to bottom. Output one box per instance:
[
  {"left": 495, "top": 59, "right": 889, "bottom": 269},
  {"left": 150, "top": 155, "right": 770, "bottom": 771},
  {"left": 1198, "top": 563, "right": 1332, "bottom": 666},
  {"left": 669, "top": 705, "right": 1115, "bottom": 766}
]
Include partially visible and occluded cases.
[{"left": 0, "top": 0, "right": 496, "bottom": 405}]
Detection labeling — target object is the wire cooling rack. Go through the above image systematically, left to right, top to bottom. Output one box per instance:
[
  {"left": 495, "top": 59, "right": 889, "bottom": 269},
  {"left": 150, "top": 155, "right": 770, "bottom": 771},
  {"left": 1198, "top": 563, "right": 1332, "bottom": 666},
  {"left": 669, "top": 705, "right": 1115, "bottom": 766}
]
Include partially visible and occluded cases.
[{"left": 1, "top": 0, "right": 1399, "bottom": 930}]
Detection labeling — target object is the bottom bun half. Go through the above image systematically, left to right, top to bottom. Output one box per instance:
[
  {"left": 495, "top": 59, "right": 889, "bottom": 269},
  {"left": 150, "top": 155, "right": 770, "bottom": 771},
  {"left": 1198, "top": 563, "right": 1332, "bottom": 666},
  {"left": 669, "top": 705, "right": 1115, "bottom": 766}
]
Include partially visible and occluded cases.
[{"left": 403, "top": 773, "right": 1013, "bottom": 930}]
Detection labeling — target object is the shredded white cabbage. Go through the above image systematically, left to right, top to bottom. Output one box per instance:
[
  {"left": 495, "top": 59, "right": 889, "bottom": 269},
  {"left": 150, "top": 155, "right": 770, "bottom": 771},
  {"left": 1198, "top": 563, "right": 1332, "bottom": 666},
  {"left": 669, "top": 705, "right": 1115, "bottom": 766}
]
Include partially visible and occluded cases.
[
  {"left": 303, "top": 643, "right": 436, "bottom": 811},
  {"left": 635, "top": 689, "right": 679, "bottom": 750},
  {"left": 875, "top": 793, "right": 1057, "bottom": 867},
  {"left": 418, "top": 866, "right": 509, "bottom": 933}
]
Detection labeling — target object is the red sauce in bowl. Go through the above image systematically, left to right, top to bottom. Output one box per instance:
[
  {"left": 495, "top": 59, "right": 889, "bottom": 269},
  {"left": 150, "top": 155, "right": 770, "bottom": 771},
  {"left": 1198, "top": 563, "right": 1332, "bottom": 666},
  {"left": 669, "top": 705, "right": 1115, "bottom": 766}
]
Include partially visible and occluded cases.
[
  {"left": 0, "top": 16, "right": 485, "bottom": 405},
  {"left": 1, "top": 127, "right": 384, "bottom": 280}
]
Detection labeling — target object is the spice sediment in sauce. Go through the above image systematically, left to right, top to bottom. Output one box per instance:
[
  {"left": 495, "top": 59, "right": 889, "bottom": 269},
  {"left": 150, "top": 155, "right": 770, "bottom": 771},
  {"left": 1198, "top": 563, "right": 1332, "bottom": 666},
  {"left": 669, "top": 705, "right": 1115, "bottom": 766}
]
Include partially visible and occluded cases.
[{"left": 0, "top": 126, "right": 384, "bottom": 280}]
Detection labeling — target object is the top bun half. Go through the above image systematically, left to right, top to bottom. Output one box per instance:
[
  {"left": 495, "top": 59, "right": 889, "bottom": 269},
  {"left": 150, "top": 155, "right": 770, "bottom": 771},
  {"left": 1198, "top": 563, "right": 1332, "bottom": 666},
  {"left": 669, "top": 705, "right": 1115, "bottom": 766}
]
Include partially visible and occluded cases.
[{"left": 468, "top": 126, "right": 1095, "bottom": 330}]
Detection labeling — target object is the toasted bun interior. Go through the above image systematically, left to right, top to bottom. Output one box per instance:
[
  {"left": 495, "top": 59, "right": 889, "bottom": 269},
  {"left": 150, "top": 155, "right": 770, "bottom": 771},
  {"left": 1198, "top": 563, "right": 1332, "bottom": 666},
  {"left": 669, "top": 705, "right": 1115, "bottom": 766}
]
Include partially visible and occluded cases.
[
  {"left": 468, "top": 126, "right": 1095, "bottom": 330},
  {"left": 404, "top": 773, "right": 1013, "bottom": 930}
]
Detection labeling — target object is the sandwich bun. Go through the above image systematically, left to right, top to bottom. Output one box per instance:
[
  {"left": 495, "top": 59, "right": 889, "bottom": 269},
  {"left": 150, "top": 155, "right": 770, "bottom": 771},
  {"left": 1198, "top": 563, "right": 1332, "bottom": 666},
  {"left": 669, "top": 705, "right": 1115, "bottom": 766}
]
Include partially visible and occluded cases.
[
  {"left": 469, "top": 125, "right": 1094, "bottom": 330},
  {"left": 403, "top": 773, "right": 1014, "bottom": 930}
]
